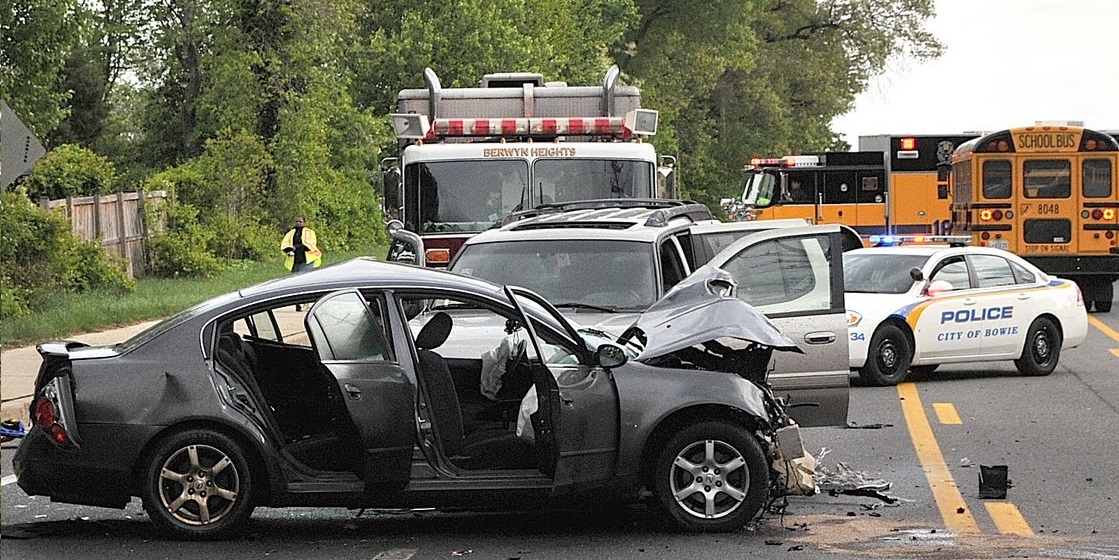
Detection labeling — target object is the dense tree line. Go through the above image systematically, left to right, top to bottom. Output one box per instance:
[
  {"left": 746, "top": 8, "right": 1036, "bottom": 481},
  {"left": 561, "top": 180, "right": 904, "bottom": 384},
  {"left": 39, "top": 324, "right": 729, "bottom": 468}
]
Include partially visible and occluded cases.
[{"left": 1, "top": 0, "right": 942, "bottom": 285}]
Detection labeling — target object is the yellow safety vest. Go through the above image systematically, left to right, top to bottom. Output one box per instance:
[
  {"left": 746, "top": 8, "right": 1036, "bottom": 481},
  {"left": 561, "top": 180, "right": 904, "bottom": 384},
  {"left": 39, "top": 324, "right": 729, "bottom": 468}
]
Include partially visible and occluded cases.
[{"left": 281, "top": 227, "right": 322, "bottom": 271}]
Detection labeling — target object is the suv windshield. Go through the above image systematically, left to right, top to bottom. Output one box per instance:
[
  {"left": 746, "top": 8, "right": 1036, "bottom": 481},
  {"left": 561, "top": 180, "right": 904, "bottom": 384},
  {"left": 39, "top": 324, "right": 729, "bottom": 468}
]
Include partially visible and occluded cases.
[
  {"left": 452, "top": 240, "right": 657, "bottom": 311},
  {"left": 843, "top": 253, "right": 929, "bottom": 294}
]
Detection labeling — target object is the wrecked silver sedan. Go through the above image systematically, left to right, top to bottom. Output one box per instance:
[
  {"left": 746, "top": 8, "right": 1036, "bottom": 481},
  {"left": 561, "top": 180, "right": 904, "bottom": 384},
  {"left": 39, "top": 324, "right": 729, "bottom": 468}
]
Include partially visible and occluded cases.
[{"left": 15, "top": 258, "right": 813, "bottom": 540}]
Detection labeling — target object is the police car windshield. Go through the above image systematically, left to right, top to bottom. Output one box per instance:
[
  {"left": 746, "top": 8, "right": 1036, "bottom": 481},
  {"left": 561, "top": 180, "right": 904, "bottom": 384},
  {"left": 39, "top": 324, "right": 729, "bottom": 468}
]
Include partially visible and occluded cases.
[
  {"left": 451, "top": 240, "right": 657, "bottom": 312},
  {"left": 843, "top": 253, "right": 930, "bottom": 294}
]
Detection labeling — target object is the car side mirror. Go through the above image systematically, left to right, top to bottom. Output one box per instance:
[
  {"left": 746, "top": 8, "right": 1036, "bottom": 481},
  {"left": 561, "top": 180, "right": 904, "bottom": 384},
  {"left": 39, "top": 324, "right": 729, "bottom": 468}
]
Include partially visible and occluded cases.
[
  {"left": 909, "top": 267, "right": 925, "bottom": 282},
  {"left": 925, "top": 279, "right": 954, "bottom": 297},
  {"left": 596, "top": 343, "right": 628, "bottom": 368}
]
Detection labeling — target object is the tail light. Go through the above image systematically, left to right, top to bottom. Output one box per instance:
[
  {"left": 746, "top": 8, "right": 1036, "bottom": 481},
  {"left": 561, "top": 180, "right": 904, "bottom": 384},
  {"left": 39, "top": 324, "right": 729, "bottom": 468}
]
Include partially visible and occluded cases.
[
  {"left": 33, "top": 394, "right": 72, "bottom": 446},
  {"left": 34, "top": 397, "right": 56, "bottom": 427}
]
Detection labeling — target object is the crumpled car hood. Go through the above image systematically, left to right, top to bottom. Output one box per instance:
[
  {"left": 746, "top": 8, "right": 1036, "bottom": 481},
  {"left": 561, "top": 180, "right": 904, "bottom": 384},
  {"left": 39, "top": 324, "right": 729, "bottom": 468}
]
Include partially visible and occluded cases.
[{"left": 633, "top": 265, "right": 801, "bottom": 363}]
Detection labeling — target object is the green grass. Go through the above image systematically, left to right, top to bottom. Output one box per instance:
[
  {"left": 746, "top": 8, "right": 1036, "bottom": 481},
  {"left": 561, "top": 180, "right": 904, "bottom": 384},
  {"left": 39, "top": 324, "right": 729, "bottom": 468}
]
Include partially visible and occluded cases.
[{"left": 1, "top": 247, "right": 384, "bottom": 349}]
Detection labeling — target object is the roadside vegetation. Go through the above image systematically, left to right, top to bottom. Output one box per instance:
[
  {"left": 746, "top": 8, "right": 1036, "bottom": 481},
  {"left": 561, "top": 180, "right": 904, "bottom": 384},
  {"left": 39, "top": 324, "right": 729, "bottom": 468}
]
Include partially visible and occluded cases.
[
  {"left": 1, "top": 0, "right": 943, "bottom": 344},
  {"left": 0, "top": 248, "right": 382, "bottom": 349}
]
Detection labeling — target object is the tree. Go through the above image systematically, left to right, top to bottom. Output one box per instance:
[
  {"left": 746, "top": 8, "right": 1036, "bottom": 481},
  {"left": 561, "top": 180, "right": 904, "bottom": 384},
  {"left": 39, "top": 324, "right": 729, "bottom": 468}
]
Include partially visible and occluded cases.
[{"left": 0, "top": 0, "right": 81, "bottom": 137}]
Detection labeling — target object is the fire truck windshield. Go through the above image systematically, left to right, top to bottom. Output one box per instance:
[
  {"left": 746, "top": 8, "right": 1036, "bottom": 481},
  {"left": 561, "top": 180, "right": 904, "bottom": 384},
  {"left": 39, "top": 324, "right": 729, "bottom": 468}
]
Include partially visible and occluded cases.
[
  {"left": 534, "top": 159, "right": 651, "bottom": 204},
  {"left": 406, "top": 160, "right": 529, "bottom": 233}
]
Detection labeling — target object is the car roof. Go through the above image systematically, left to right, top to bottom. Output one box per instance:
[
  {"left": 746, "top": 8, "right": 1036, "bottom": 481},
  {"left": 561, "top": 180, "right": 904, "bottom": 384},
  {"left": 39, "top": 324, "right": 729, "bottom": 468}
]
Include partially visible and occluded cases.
[
  {"left": 468, "top": 199, "right": 718, "bottom": 244},
  {"left": 845, "top": 245, "right": 952, "bottom": 257},
  {"left": 240, "top": 257, "right": 505, "bottom": 299}
]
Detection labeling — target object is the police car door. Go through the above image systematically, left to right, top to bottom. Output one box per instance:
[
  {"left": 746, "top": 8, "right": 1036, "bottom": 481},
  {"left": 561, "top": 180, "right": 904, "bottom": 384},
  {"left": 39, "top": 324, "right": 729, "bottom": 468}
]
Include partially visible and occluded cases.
[
  {"left": 705, "top": 225, "right": 849, "bottom": 428},
  {"left": 966, "top": 253, "right": 1033, "bottom": 357},
  {"left": 913, "top": 254, "right": 984, "bottom": 360}
]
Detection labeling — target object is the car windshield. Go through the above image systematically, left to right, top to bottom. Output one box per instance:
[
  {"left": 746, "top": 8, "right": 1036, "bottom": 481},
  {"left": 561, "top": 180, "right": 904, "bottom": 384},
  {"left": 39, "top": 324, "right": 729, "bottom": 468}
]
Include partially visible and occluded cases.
[
  {"left": 452, "top": 240, "right": 657, "bottom": 312},
  {"left": 843, "top": 253, "right": 930, "bottom": 294}
]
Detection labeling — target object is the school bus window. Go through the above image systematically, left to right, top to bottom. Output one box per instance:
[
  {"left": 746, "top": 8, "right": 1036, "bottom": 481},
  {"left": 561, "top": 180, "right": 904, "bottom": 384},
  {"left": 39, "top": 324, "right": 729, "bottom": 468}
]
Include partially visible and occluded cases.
[
  {"left": 1023, "top": 159, "right": 1071, "bottom": 199},
  {"left": 1082, "top": 159, "right": 1113, "bottom": 198},
  {"left": 982, "top": 160, "right": 1011, "bottom": 199},
  {"left": 953, "top": 163, "right": 972, "bottom": 202}
]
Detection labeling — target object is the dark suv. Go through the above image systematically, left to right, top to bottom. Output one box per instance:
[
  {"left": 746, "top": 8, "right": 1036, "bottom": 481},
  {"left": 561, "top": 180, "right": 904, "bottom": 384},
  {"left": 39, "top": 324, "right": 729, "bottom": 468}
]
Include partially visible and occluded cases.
[{"left": 449, "top": 199, "right": 853, "bottom": 427}]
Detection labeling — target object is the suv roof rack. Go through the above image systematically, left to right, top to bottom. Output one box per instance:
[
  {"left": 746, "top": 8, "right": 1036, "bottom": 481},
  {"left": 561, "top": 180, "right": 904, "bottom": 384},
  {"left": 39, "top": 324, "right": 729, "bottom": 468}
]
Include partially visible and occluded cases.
[{"left": 498, "top": 198, "right": 714, "bottom": 227}]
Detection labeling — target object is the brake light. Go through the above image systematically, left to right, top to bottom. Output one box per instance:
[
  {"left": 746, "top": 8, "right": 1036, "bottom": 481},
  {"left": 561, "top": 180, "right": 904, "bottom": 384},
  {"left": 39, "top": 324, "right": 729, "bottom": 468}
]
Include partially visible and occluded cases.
[
  {"left": 1092, "top": 209, "right": 1104, "bottom": 220},
  {"left": 992, "top": 210, "right": 1004, "bottom": 220},
  {"left": 34, "top": 397, "right": 56, "bottom": 427},
  {"left": 50, "top": 424, "right": 69, "bottom": 445}
]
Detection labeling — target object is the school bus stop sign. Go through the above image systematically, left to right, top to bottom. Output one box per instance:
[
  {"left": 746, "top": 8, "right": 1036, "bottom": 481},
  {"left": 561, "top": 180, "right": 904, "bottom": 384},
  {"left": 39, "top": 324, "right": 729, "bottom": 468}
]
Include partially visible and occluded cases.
[{"left": 1, "top": 99, "right": 47, "bottom": 189}]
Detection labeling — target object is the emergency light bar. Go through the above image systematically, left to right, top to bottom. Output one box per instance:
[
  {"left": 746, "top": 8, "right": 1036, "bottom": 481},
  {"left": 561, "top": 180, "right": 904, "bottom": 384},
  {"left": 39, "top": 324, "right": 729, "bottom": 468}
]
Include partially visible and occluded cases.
[
  {"left": 420, "top": 108, "right": 658, "bottom": 140},
  {"left": 748, "top": 155, "right": 822, "bottom": 168},
  {"left": 869, "top": 234, "right": 971, "bottom": 247}
]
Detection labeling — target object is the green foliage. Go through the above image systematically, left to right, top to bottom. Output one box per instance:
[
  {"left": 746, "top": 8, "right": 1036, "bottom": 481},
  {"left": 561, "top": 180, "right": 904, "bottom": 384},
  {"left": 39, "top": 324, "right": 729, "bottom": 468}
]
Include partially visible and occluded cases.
[
  {"left": 0, "top": 0, "right": 81, "bottom": 137},
  {"left": 24, "top": 144, "right": 118, "bottom": 200},
  {"left": 0, "top": 189, "right": 135, "bottom": 318},
  {"left": 145, "top": 198, "right": 222, "bottom": 278}
]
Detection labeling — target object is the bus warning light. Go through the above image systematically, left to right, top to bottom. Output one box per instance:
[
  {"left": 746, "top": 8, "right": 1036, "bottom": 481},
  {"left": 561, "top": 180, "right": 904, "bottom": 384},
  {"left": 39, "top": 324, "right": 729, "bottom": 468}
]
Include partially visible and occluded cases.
[{"left": 900, "top": 137, "right": 917, "bottom": 151}]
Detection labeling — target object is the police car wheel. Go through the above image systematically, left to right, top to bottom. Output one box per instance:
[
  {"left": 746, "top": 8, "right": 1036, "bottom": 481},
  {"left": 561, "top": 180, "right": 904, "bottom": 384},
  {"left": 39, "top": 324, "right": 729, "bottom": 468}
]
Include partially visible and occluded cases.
[
  {"left": 1014, "top": 317, "right": 1061, "bottom": 376},
  {"left": 860, "top": 324, "right": 913, "bottom": 386}
]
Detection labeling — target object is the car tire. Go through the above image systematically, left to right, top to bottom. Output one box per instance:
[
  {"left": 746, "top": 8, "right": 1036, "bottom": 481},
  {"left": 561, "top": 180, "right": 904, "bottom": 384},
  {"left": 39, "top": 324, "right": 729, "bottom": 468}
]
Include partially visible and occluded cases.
[
  {"left": 1014, "top": 317, "right": 1062, "bottom": 376},
  {"left": 859, "top": 324, "right": 913, "bottom": 386},
  {"left": 909, "top": 364, "right": 939, "bottom": 376},
  {"left": 653, "top": 420, "right": 769, "bottom": 532},
  {"left": 141, "top": 429, "right": 255, "bottom": 540}
]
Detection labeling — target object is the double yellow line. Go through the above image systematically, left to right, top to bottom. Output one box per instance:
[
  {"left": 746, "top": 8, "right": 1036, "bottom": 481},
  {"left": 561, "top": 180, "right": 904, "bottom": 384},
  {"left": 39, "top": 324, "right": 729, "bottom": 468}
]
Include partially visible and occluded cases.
[
  {"left": 896, "top": 314, "right": 1119, "bottom": 535},
  {"left": 897, "top": 383, "right": 1032, "bottom": 536}
]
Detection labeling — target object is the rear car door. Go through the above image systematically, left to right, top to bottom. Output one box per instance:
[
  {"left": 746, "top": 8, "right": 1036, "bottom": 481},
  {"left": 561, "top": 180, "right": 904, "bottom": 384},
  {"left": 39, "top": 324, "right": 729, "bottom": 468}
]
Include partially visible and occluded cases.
[
  {"left": 704, "top": 225, "right": 849, "bottom": 427},
  {"left": 306, "top": 290, "right": 414, "bottom": 486}
]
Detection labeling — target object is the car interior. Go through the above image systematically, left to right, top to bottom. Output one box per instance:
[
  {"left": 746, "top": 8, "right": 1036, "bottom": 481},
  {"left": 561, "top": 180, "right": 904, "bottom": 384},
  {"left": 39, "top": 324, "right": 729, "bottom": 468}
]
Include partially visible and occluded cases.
[
  {"left": 212, "top": 294, "right": 543, "bottom": 476},
  {"left": 214, "top": 305, "right": 364, "bottom": 475}
]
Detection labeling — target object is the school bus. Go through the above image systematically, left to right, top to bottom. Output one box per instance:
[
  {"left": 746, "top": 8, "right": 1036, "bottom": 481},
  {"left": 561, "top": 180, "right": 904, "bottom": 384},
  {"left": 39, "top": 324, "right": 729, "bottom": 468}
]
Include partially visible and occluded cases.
[
  {"left": 949, "top": 125, "right": 1119, "bottom": 312},
  {"left": 727, "top": 134, "right": 977, "bottom": 236}
]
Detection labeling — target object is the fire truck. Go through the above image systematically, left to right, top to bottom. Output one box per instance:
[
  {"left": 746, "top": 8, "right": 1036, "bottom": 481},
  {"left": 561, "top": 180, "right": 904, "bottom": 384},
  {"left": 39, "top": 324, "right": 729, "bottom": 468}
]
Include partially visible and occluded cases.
[
  {"left": 381, "top": 66, "right": 675, "bottom": 267},
  {"left": 724, "top": 134, "right": 977, "bottom": 236}
]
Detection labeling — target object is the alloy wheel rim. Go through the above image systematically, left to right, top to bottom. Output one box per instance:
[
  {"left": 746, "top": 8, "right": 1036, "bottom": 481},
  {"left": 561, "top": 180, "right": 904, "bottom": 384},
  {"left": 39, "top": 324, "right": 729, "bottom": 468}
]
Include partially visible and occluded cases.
[
  {"left": 669, "top": 439, "right": 749, "bottom": 520},
  {"left": 158, "top": 444, "right": 240, "bottom": 526}
]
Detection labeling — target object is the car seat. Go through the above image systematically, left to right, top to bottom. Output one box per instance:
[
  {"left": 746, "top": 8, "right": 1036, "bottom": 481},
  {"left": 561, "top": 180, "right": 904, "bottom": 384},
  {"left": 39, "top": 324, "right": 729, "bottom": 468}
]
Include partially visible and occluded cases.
[{"left": 414, "top": 312, "right": 534, "bottom": 470}]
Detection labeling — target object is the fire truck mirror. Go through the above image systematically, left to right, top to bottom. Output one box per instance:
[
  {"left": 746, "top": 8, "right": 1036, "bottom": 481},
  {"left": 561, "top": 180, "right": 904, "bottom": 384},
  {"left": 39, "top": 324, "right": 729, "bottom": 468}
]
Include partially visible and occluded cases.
[{"left": 382, "top": 166, "right": 403, "bottom": 216}]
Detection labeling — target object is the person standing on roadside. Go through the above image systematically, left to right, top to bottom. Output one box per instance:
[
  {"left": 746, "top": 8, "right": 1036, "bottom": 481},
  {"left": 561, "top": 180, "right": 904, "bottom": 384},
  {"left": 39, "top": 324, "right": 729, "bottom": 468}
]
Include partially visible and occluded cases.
[{"left": 281, "top": 216, "right": 322, "bottom": 273}]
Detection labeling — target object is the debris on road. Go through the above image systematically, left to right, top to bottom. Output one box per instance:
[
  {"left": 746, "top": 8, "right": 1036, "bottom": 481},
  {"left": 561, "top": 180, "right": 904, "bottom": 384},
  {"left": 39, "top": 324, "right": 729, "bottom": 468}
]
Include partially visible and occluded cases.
[{"left": 978, "top": 465, "right": 1009, "bottom": 499}]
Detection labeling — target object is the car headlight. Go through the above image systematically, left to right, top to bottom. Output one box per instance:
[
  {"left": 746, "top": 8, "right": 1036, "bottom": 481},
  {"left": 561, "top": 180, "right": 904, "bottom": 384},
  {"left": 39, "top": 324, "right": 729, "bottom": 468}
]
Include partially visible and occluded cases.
[{"left": 847, "top": 310, "right": 862, "bottom": 327}]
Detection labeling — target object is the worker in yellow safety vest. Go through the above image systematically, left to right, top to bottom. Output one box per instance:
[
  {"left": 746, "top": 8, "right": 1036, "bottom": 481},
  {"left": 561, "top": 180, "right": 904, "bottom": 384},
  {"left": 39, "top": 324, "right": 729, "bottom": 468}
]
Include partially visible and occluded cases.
[{"left": 281, "top": 216, "right": 322, "bottom": 272}]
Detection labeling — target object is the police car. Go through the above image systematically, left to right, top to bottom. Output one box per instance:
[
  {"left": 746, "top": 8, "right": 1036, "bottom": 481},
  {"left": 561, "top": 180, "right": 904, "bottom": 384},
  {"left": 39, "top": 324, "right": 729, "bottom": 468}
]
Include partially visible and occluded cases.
[{"left": 843, "top": 236, "right": 1088, "bottom": 386}]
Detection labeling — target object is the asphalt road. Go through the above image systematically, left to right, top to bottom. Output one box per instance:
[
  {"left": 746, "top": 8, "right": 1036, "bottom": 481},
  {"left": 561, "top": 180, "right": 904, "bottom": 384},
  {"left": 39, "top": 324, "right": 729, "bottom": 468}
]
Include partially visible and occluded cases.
[{"left": 3, "top": 312, "right": 1118, "bottom": 560}]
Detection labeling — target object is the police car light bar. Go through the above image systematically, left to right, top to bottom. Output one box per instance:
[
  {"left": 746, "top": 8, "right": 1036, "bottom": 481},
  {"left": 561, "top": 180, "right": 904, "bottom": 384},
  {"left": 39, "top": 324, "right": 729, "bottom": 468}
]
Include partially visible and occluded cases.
[
  {"left": 428, "top": 116, "right": 632, "bottom": 138},
  {"left": 869, "top": 234, "right": 972, "bottom": 247}
]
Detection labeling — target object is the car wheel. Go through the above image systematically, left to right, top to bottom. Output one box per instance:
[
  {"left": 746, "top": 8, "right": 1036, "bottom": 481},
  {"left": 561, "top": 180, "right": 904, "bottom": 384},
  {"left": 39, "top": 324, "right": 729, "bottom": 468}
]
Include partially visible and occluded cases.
[
  {"left": 1014, "top": 317, "right": 1062, "bottom": 376},
  {"left": 859, "top": 324, "right": 913, "bottom": 386},
  {"left": 909, "top": 364, "right": 939, "bottom": 376},
  {"left": 653, "top": 420, "right": 769, "bottom": 532},
  {"left": 141, "top": 429, "right": 255, "bottom": 540}
]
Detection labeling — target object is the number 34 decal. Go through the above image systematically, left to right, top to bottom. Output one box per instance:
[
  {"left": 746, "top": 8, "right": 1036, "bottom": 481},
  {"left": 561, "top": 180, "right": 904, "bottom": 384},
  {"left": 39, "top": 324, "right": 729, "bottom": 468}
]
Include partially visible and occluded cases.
[{"left": 850, "top": 332, "right": 866, "bottom": 341}]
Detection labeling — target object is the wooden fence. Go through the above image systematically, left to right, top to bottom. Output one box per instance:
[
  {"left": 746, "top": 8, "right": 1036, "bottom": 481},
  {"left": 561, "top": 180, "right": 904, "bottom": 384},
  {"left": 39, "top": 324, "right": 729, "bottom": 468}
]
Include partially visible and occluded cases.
[{"left": 40, "top": 190, "right": 168, "bottom": 278}]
